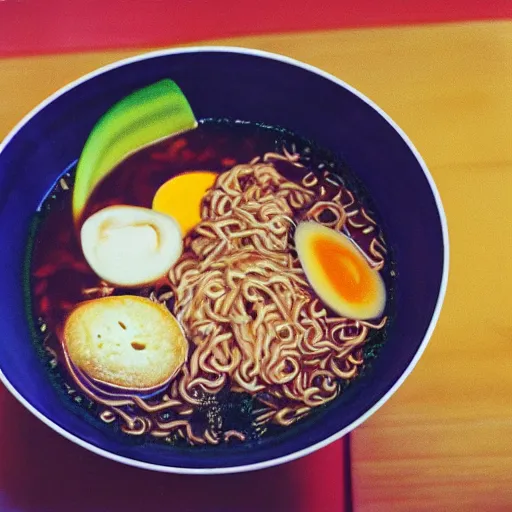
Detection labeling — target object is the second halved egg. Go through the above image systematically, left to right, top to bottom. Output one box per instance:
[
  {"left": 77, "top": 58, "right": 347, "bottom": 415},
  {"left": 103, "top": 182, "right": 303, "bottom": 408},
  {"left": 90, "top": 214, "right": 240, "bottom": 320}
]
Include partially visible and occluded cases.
[{"left": 295, "top": 222, "right": 386, "bottom": 320}]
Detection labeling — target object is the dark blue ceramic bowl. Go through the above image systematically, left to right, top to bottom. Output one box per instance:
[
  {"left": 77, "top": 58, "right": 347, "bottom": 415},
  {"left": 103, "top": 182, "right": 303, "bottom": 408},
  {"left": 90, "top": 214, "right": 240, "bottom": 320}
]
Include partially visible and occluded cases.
[{"left": 0, "top": 47, "right": 448, "bottom": 474}]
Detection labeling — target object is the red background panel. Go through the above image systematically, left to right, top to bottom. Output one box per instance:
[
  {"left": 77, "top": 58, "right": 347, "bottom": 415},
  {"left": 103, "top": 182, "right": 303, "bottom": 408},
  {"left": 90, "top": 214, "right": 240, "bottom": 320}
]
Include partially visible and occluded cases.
[
  {"left": 0, "top": 0, "right": 511, "bottom": 57},
  {"left": 0, "top": 385, "right": 346, "bottom": 511}
]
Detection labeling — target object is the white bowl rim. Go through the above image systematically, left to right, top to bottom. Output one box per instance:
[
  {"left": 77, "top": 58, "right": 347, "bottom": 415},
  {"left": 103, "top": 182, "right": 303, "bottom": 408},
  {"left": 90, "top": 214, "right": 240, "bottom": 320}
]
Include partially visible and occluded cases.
[{"left": 0, "top": 45, "right": 449, "bottom": 475}]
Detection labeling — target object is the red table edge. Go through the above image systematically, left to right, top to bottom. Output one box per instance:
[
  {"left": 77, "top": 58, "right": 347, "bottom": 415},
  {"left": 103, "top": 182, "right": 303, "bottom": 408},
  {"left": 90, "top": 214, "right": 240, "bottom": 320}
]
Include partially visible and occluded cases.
[{"left": 1, "top": 0, "right": 511, "bottom": 58}]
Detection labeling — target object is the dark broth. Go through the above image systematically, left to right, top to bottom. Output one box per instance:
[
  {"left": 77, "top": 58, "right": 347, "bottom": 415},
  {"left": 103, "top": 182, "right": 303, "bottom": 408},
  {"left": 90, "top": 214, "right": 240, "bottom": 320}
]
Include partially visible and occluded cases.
[{"left": 28, "top": 119, "right": 393, "bottom": 446}]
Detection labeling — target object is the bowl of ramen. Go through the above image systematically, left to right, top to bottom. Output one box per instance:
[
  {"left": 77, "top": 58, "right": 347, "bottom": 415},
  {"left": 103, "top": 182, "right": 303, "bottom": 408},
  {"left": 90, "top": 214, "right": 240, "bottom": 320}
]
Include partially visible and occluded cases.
[{"left": 0, "top": 47, "right": 448, "bottom": 473}]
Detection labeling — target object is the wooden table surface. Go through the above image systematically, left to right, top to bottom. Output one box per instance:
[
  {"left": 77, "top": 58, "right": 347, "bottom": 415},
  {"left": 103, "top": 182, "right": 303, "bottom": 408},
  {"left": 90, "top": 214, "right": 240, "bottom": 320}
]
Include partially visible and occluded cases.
[{"left": 1, "top": 20, "right": 511, "bottom": 511}]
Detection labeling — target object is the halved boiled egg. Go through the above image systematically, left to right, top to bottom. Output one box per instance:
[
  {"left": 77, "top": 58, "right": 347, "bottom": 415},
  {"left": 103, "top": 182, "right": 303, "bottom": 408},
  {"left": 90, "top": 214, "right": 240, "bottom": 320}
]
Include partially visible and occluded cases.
[
  {"left": 152, "top": 171, "right": 217, "bottom": 234},
  {"left": 81, "top": 205, "right": 182, "bottom": 287},
  {"left": 295, "top": 222, "right": 386, "bottom": 320}
]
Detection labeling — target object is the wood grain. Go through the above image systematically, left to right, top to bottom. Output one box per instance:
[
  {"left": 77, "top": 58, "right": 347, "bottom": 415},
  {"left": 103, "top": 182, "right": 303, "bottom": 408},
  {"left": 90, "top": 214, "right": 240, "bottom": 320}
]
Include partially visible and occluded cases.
[{"left": 1, "top": 21, "right": 511, "bottom": 510}]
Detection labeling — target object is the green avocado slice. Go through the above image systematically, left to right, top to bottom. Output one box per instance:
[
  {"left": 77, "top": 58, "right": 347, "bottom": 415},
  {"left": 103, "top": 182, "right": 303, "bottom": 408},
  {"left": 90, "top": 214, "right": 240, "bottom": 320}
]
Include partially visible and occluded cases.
[{"left": 72, "top": 79, "right": 198, "bottom": 222}]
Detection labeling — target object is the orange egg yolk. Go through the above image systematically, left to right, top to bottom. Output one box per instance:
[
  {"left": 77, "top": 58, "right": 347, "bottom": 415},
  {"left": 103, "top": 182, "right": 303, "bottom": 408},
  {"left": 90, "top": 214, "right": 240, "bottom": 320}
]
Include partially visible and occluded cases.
[
  {"left": 152, "top": 171, "right": 217, "bottom": 235},
  {"left": 294, "top": 222, "right": 386, "bottom": 319},
  {"left": 312, "top": 237, "right": 375, "bottom": 305}
]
